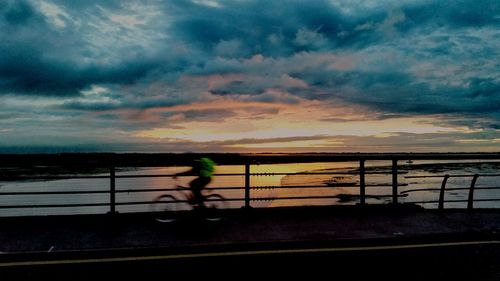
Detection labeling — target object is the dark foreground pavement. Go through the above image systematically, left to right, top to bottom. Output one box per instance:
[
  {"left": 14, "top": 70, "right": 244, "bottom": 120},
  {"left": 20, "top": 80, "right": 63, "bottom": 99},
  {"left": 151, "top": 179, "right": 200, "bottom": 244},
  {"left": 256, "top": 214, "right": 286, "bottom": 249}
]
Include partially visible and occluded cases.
[{"left": 1, "top": 205, "right": 500, "bottom": 280}]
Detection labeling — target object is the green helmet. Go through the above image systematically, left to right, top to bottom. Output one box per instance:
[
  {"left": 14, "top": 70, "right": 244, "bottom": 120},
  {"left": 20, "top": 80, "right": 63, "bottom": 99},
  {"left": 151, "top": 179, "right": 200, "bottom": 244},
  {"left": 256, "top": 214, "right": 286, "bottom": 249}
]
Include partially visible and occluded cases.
[{"left": 197, "top": 157, "right": 216, "bottom": 177}]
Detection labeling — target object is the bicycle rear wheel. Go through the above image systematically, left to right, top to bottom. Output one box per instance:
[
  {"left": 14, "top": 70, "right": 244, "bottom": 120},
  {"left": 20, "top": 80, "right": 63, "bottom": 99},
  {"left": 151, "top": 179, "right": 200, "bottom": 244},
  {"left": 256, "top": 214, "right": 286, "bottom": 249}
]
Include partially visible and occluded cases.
[
  {"left": 203, "top": 194, "right": 228, "bottom": 221},
  {"left": 150, "top": 195, "right": 190, "bottom": 223}
]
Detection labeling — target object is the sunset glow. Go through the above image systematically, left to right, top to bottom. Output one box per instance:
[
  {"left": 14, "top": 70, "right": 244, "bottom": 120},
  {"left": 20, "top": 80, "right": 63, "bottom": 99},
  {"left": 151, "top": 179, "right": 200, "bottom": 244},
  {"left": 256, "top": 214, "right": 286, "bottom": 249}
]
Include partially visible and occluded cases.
[{"left": 0, "top": 0, "right": 499, "bottom": 153}]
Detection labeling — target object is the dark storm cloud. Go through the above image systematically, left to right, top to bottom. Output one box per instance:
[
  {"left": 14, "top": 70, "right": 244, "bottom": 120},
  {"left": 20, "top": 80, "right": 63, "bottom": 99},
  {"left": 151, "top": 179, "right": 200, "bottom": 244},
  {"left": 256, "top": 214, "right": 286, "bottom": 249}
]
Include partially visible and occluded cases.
[
  {"left": 0, "top": 0, "right": 167, "bottom": 96},
  {"left": 0, "top": 0, "right": 385, "bottom": 97},
  {"left": 1, "top": 0, "right": 499, "bottom": 131},
  {"left": 1, "top": 0, "right": 37, "bottom": 25},
  {"left": 168, "top": 0, "right": 500, "bottom": 56},
  {"left": 169, "top": 0, "right": 350, "bottom": 54},
  {"left": 401, "top": 0, "right": 500, "bottom": 29},
  {"left": 0, "top": 48, "right": 160, "bottom": 96},
  {"left": 335, "top": 75, "right": 500, "bottom": 127},
  {"left": 209, "top": 81, "right": 265, "bottom": 96},
  {"left": 159, "top": 108, "right": 237, "bottom": 122}
]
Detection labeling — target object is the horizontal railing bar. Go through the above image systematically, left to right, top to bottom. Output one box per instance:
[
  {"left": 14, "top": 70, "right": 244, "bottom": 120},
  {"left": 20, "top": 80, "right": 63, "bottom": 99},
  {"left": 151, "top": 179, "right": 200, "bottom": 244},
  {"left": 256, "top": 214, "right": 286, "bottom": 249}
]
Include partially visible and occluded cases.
[
  {"left": 1, "top": 171, "right": 411, "bottom": 181},
  {"left": 15, "top": 171, "right": 499, "bottom": 181},
  {"left": 250, "top": 171, "right": 407, "bottom": 176},
  {"left": 0, "top": 172, "right": 363, "bottom": 180},
  {"left": 104, "top": 172, "right": 363, "bottom": 178},
  {"left": 251, "top": 172, "right": 356, "bottom": 176},
  {"left": 115, "top": 173, "right": 243, "bottom": 178},
  {"left": 0, "top": 174, "right": 241, "bottom": 181},
  {"left": 406, "top": 174, "right": 500, "bottom": 179},
  {"left": 1, "top": 175, "right": 110, "bottom": 180},
  {"left": 405, "top": 175, "right": 458, "bottom": 179},
  {"left": 0, "top": 183, "right": 414, "bottom": 196},
  {"left": 1, "top": 183, "right": 494, "bottom": 196},
  {"left": 251, "top": 183, "right": 408, "bottom": 190},
  {"left": 366, "top": 183, "right": 409, "bottom": 187},
  {"left": 25, "top": 184, "right": 409, "bottom": 195},
  {"left": 117, "top": 184, "right": 409, "bottom": 192},
  {"left": 252, "top": 185, "right": 354, "bottom": 189},
  {"left": 471, "top": 186, "right": 500, "bottom": 190},
  {"left": 0, "top": 187, "right": 245, "bottom": 197},
  {"left": 115, "top": 187, "right": 245, "bottom": 193},
  {"left": 402, "top": 187, "right": 500, "bottom": 194},
  {"left": 116, "top": 188, "right": 180, "bottom": 193},
  {"left": 401, "top": 188, "right": 446, "bottom": 194},
  {"left": 0, "top": 190, "right": 109, "bottom": 195},
  {"left": 257, "top": 194, "right": 399, "bottom": 201},
  {"left": 117, "top": 195, "right": 402, "bottom": 204},
  {"left": 124, "top": 195, "right": 423, "bottom": 204},
  {"left": 264, "top": 195, "right": 341, "bottom": 200},
  {"left": 3, "top": 196, "right": 499, "bottom": 209},
  {"left": 0, "top": 197, "right": 247, "bottom": 208},
  {"left": 116, "top": 198, "right": 244, "bottom": 206},
  {"left": 407, "top": 198, "right": 500, "bottom": 204},
  {"left": 120, "top": 200, "right": 181, "bottom": 205},
  {"left": 405, "top": 200, "right": 440, "bottom": 204},
  {"left": 406, "top": 200, "right": 469, "bottom": 204},
  {"left": 0, "top": 203, "right": 110, "bottom": 209}
]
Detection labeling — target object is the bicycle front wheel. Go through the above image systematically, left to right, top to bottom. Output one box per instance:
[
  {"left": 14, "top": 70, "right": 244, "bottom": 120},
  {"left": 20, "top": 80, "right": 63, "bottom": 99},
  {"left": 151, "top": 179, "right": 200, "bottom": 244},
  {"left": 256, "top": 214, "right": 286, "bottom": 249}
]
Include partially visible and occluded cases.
[
  {"left": 204, "top": 194, "right": 228, "bottom": 221},
  {"left": 150, "top": 195, "right": 190, "bottom": 223}
]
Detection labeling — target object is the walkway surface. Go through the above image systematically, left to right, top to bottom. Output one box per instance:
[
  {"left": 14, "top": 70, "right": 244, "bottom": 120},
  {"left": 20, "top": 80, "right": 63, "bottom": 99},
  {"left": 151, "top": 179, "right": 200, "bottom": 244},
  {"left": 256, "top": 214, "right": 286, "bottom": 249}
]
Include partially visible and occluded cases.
[
  {"left": 1, "top": 205, "right": 499, "bottom": 254},
  {"left": 2, "top": 205, "right": 500, "bottom": 280}
]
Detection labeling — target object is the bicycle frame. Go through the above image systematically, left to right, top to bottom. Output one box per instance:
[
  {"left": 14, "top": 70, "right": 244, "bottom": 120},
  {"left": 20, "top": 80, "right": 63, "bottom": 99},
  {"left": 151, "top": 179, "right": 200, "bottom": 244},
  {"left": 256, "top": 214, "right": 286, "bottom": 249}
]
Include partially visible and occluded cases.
[{"left": 151, "top": 185, "right": 227, "bottom": 223}]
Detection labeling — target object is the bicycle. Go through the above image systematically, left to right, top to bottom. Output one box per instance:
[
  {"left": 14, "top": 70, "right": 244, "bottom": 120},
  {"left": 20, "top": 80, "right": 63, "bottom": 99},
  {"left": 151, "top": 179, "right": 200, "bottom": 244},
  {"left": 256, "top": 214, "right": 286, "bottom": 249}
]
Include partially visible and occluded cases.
[{"left": 150, "top": 184, "right": 228, "bottom": 223}]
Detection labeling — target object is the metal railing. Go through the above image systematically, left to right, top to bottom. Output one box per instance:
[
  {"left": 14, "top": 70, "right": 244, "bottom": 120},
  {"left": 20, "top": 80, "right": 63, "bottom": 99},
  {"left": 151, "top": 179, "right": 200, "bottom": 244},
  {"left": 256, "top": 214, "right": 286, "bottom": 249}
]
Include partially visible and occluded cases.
[
  {"left": 1, "top": 153, "right": 499, "bottom": 216},
  {"left": 402, "top": 173, "right": 500, "bottom": 210}
]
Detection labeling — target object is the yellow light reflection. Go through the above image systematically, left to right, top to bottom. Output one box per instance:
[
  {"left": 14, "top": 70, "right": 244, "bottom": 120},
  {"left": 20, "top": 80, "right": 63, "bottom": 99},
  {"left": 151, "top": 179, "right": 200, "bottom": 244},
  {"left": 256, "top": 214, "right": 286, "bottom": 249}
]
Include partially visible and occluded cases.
[{"left": 229, "top": 139, "right": 344, "bottom": 148}]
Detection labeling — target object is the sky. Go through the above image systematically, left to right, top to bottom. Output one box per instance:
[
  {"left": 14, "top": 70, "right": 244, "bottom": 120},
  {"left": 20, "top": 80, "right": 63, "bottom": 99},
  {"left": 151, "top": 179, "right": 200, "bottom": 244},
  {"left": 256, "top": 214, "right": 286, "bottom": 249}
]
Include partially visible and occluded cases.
[{"left": 0, "top": 0, "right": 499, "bottom": 153}]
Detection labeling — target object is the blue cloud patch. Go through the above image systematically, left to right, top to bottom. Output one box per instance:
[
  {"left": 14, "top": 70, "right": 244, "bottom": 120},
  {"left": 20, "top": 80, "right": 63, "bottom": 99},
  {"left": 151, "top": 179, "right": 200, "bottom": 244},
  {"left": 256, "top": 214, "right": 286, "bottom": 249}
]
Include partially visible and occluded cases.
[{"left": 0, "top": 0, "right": 499, "bottom": 137}]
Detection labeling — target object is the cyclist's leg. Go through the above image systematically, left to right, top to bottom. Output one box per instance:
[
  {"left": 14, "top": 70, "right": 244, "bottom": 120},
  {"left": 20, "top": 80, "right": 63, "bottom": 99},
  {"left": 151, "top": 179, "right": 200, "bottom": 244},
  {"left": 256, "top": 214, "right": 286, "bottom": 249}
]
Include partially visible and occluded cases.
[
  {"left": 190, "top": 177, "right": 204, "bottom": 207},
  {"left": 191, "top": 177, "right": 211, "bottom": 206}
]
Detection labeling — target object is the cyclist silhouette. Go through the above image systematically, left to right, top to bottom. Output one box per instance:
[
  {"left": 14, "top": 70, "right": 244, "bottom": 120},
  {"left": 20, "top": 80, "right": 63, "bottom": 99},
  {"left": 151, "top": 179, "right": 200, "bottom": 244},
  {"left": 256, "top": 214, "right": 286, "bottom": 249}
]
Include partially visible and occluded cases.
[{"left": 173, "top": 157, "right": 216, "bottom": 207}]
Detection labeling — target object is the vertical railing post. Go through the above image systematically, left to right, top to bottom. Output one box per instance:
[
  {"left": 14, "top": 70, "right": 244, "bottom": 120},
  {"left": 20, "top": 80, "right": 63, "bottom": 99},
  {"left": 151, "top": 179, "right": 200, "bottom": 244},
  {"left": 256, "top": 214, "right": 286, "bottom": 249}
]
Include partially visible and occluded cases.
[
  {"left": 359, "top": 160, "right": 366, "bottom": 206},
  {"left": 392, "top": 160, "right": 398, "bottom": 205},
  {"left": 244, "top": 163, "right": 251, "bottom": 208},
  {"left": 110, "top": 166, "right": 116, "bottom": 214},
  {"left": 467, "top": 174, "right": 479, "bottom": 210},
  {"left": 438, "top": 175, "right": 450, "bottom": 210}
]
